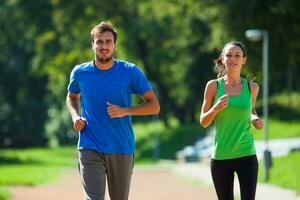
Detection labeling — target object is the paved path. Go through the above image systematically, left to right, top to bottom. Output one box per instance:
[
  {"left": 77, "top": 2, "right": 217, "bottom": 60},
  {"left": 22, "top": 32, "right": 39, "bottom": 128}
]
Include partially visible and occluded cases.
[
  {"left": 10, "top": 162, "right": 300, "bottom": 200},
  {"left": 174, "top": 162, "right": 300, "bottom": 200},
  {"left": 10, "top": 166, "right": 216, "bottom": 200},
  {"left": 130, "top": 168, "right": 215, "bottom": 200},
  {"left": 10, "top": 169, "right": 84, "bottom": 200}
]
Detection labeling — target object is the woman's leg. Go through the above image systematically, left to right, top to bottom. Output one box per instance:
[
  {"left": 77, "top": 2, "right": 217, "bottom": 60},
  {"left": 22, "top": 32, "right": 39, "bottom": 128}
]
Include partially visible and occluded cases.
[
  {"left": 236, "top": 155, "right": 258, "bottom": 200},
  {"left": 211, "top": 159, "right": 235, "bottom": 200}
]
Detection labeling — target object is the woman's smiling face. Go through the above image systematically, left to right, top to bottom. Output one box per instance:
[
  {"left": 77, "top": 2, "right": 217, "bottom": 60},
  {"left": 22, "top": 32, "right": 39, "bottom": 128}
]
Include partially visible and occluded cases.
[{"left": 222, "top": 45, "right": 247, "bottom": 72}]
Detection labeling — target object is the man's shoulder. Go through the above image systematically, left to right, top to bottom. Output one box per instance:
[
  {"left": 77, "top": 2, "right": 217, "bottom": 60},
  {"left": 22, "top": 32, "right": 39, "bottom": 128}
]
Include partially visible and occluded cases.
[
  {"left": 115, "top": 59, "right": 137, "bottom": 70},
  {"left": 114, "top": 60, "right": 147, "bottom": 78},
  {"left": 72, "top": 61, "right": 93, "bottom": 73},
  {"left": 75, "top": 61, "right": 93, "bottom": 69}
]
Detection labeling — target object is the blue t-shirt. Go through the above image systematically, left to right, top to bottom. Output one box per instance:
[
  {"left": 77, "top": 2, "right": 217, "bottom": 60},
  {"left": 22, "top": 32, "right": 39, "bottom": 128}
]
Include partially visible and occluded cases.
[{"left": 67, "top": 59, "right": 151, "bottom": 155}]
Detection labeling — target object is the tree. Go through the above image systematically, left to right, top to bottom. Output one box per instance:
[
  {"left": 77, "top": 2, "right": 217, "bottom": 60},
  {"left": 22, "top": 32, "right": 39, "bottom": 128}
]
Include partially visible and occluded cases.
[{"left": 0, "top": 0, "right": 52, "bottom": 147}]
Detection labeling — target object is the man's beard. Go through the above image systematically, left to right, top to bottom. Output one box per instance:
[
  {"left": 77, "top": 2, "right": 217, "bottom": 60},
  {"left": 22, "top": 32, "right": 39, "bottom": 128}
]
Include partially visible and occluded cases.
[{"left": 96, "top": 53, "right": 114, "bottom": 64}]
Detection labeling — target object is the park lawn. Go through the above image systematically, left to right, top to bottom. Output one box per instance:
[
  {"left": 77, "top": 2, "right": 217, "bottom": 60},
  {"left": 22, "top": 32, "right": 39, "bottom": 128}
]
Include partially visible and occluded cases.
[
  {"left": 252, "top": 118, "right": 300, "bottom": 140},
  {"left": 0, "top": 147, "right": 77, "bottom": 200},
  {"left": 258, "top": 152, "right": 300, "bottom": 193},
  {"left": 0, "top": 187, "right": 10, "bottom": 200}
]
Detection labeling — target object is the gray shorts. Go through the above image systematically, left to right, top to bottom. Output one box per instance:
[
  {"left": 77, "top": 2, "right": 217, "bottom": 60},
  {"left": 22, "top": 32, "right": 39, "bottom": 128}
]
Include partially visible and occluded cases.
[{"left": 78, "top": 149, "right": 134, "bottom": 200}]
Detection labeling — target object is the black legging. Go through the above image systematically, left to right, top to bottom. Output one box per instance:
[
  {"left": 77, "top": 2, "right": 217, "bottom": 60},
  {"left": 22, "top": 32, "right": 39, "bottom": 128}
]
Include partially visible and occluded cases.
[{"left": 210, "top": 155, "right": 258, "bottom": 200}]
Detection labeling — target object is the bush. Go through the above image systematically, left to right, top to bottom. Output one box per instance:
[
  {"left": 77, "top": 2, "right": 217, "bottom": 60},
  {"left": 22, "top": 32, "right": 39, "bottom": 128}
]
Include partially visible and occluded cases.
[{"left": 256, "top": 92, "right": 300, "bottom": 121}]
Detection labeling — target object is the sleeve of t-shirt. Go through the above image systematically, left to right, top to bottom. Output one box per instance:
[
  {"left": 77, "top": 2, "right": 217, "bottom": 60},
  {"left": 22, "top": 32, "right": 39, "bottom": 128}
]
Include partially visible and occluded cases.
[
  {"left": 67, "top": 66, "right": 80, "bottom": 94},
  {"left": 130, "top": 66, "right": 151, "bottom": 95}
]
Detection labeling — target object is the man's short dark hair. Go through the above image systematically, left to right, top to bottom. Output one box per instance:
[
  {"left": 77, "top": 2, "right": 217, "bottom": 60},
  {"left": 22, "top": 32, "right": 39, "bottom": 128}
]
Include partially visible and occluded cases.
[{"left": 90, "top": 21, "right": 117, "bottom": 43}]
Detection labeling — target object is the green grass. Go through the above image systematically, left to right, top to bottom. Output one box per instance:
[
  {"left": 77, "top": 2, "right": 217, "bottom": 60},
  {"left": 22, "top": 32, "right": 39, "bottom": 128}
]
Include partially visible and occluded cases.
[
  {"left": 252, "top": 118, "right": 300, "bottom": 140},
  {"left": 0, "top": 147, "right": 77, "bottom": 186},
  {"left": 0, "top": 147, "right": 76, "bottom": 185},
  {"left": 258, "top": 152, "right": 300, "bottom": 193},
  {"left": 0, "top": 187, "right": 10, "bottom": 200}
]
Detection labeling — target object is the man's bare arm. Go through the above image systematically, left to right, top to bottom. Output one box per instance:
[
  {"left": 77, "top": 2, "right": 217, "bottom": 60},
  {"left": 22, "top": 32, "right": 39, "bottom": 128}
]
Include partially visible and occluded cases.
[
  {"left": 107, "top": 90, "right": 160, "bottom": 118},
  {"left": 66, "top": 92, "right": 86, "bottom": 131}
]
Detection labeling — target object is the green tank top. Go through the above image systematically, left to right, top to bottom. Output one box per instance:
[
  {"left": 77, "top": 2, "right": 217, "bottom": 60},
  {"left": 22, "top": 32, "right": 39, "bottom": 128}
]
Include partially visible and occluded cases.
[{"left": 212, "top": 78, "right": 256, "bottom": 160}]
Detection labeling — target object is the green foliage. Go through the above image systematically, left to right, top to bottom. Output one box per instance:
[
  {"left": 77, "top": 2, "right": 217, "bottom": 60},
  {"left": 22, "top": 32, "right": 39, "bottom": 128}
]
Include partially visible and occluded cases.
[
  {"left": 0, "top": 0, "right": 51, "bottom": 148},
  {"left": 1, "top": 0, "right": 300, "bottom": 147},
  {"left": 125, "top": 0, "right": 216, "bottom": 124},
  {"left": 208, "top": 0, "right": 300, "bottom": 92},
  {"left": 253, "top": 91, "right": 300, "bottom": 123},
  {"left": 252, "top": 92, "right": 300, "bottom": 139},
  {"left": 268, "top": 92, "right": 300, "bottom": 120},
  {"left": 269, "top": 92, "right": 300, "bottom": 109},
  {"left": 45, "top": 106, "right": 78, "bottom": 147},
  {"left": 134, "top": 121, "right": 207, "bottom": 160}
]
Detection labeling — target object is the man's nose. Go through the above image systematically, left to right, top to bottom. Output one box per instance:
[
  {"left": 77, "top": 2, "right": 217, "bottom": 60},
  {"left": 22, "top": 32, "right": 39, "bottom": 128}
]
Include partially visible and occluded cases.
[{"left": 101, "top": 42, "right": 108, "bottom": 49}]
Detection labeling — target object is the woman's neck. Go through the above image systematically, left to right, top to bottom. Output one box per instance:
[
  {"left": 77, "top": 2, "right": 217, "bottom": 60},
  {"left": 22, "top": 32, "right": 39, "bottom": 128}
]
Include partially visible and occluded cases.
[{"left": 223, "top": 74, "right": 241, "bottom": 86}]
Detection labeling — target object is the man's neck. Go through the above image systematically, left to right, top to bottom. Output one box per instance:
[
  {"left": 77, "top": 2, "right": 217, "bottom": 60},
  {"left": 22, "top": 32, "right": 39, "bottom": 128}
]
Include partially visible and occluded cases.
[{"left": 94, "top": 58, "right": 114, "bottom": 70}]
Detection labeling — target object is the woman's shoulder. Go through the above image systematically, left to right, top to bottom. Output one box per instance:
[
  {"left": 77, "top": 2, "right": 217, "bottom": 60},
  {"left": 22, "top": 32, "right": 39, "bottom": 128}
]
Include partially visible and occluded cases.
[
  {"left": 205, "top": 79, "right": 218, "bottom": 91},
  {"left": 246, "top": 79, "right": 259, "bottom": 94},
  {"left": 248, "top": 80, "right": 259, "bottom": 89}
]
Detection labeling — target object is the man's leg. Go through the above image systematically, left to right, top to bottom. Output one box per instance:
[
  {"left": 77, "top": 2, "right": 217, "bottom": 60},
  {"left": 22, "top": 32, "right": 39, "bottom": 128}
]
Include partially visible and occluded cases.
[
  {"left": 78, "top": 149, "right": 107, "bottom": 200},
  {"left": 105, "top": 154, "right": 134, "bottom": 200}
]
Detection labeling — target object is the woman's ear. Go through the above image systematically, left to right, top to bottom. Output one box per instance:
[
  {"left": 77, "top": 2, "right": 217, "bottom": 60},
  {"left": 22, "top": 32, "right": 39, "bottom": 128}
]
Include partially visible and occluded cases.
[
  {"left": 221, "top": 54, "right": 225, "bottom": 65},
  {"left": 243, "top": 56, "right": 247, "bottom": 64}
]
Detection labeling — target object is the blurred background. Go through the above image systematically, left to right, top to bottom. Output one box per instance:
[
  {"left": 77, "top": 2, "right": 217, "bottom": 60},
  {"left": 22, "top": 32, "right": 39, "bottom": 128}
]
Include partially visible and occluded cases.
[{"left": 0, "top": 0, "right": 300, "bottom": 199}]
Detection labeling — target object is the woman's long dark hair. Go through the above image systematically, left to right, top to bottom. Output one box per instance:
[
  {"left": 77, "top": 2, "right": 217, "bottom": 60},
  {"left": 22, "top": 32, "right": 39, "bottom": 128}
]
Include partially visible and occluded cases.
[{"left": 214, "top": 41, "right": 246, "bottom": 78}]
